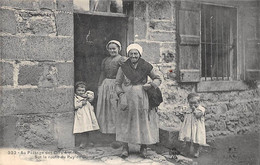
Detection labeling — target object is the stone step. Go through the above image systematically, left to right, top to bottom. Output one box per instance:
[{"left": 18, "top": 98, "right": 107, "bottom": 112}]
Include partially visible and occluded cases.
[{"left": 159, "top": 127, "right": 183, "bottom": 150}]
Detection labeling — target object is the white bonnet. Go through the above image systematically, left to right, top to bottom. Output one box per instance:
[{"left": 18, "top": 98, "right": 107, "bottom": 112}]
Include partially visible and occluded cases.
[
  {"left": 106, "top": 40, "right": 122, "bottom": 51},
  {"left": 127, "top": 43, "right": 143, "bottom": 56}
]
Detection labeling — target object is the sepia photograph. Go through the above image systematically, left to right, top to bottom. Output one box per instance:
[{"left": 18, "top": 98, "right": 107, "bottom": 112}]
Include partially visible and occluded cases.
[{"left": 0, "top": 0, "right": 259, "bottom": 164}]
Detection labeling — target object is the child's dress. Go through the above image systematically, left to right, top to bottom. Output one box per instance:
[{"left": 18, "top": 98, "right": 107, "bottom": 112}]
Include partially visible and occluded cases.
[
  {"left": 73, "top": 94, "right": 100, "bottom": 134},
  {"left": 178, "top": 105, "right": 207, "bottom": 146}
]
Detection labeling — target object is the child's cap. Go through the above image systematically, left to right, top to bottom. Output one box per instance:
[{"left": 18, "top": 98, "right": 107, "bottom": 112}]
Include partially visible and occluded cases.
[
  {"left": 75, "top": 81, "right": 87, "bottom": 89},
  {"left": 187, "top": 93, "right": 200, "bottom": 101}
]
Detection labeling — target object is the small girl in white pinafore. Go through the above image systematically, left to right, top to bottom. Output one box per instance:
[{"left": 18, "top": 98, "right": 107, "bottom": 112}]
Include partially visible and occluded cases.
[
  {"left": 74, "top": 81, "right": 99, "bottom": 148},
  {"left": 178, "top": 93, "right": 208, "bottom": 157}
]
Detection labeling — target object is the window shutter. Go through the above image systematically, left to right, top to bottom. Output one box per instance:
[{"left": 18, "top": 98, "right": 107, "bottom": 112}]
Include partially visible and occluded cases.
[
  {"left": 177, "top": 1, "right": 201, "bottom": 82},
  {"left": 245, "top": 39, "right": 260, "bottom": 80}
]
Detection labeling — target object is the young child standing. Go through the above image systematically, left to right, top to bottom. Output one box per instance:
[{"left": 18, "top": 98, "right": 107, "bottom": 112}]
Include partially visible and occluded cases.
[
  {"left": 74, "top": 81, "right": 99, "bottom": 148},
  {"left": 178, "top": 93, "right": 207, "bottom": 157}
]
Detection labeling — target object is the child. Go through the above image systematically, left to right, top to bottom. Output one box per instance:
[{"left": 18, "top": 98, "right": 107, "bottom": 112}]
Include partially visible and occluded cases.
[
  {"left": 74, "top": 81, "right": 100, "bottom": 148},
  {"left": 178, "top": 93, "right": 208, "bottom": 157}
]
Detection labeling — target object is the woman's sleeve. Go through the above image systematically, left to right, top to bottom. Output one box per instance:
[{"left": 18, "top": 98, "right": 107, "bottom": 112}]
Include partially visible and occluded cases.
[
  {"left": 118, "top": 56, "right": 128, "bottom": 65},
  {"left": 98, "top": 59, "right": 106, "bottom": 86},
  {"left": 115, "top": 67, "right": 124, "bottom": 95},
  {"left": 148, "top": 68, "right": 162, "bottom": 87},
  {"left": 74, "top": 97, "right": 82, "bottom": 110}
]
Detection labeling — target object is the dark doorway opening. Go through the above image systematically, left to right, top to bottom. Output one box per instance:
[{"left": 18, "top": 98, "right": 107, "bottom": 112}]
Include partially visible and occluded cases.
[{"left": 74, "top": 13, "right": 128, "bottom": 146}]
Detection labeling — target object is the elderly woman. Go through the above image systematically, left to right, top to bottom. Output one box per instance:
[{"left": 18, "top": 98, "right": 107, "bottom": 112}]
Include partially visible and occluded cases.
[
  {"left": 96, "top": 40, "right": 126, "bottom": 134},
  {"left": 115, "top": 43, "right": 161, "bottom": 158}
]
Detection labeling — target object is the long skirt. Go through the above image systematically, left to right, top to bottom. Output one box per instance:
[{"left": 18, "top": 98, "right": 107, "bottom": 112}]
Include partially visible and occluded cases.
[
  {"left": 96, "top": 78, "right": 118, "bottom": 133},
  {"left": 116, "top": 85, "right": 159, "bottom": 144},
  {"left": 73, "top": 102, "right": 100, "bottom": 134},
  {"left": 178, "top": 113, "right": 207, "bottom": 146}
]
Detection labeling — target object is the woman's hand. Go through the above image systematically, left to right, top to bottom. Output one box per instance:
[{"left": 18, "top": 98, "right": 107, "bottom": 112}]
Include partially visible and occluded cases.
[
  {"left": 142, "top": 83, "right": 151, "bottom": 90},
  {"left": 118, "top": 92, "right": 125, "bottom": 98},
  {"left": 82, "top": 100, "right": 87, "bottom": 106}
]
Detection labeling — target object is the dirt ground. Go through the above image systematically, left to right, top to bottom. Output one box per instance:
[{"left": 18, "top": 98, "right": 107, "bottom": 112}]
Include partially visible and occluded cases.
[
  {"left": 0, "top": 132, "right": 259, "bottom": 165},
  {"left": 158, "top": 132, "right": 260, "bottom": 165},
  {"left": 194, "top": 132, "right": 260, "bottom": 165}
]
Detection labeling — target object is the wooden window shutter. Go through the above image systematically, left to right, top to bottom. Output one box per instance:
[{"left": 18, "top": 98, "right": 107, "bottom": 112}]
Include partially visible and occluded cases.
[
  {"left": 177, "top": 1, "right": 201, "bottom": 82},
  {"left": 245, "top": 39, "right": 260, "bottom": 80}
]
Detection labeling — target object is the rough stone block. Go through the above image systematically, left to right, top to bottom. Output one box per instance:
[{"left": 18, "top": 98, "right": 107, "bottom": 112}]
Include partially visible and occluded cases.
[
  {"left": 0, "top": 0, "right": 37, "bottom": 10},
  {"left": 1, "top": 0, "right": 54, "bottom": 10},
  {"left": 39, "top": 0, "right": 55, "bottom": 9},
  {"left": 56, "top": 0, "right": 73, "bottom": 12},
  {"left": 135, "top": 1, "right": 147, "bottom": 18},
  {"left": 148, "top": 1, "right": 173, "bottom": 20},
  {"left": 0, "top": 9, "right": 17, "bottom": 34},
  {"left": 17, "top": 10, "right": 56, "bottom": 35},
  {"left": 56, "top": 12, "right": 73, "bottom": 36},
  {"left": 134, "top": 18, "right": 147, "bottom": 40},
  {"left": 149, "top": 21, "right": 175, "bottom": 31},
  {"left": 1, "top": 28, "right": 72, "bottom": 62},
  {"left": 148, "top": 31, "right": 176, "bottom": 42},
  {"left": 1, "top": 36, "right": 24, "bottom": 60},
  {"left": 1, "top": 36, "right": 73, "bottom": 61},
  {"left": 2, "top": 36, "right": 73, "bottom": 60},
  {"left": 24, "top": 36, "right": 73, "bottom": 61},
  {"left": 137, "top": 42, "right": 160, "bottom": 64},
  {"left": 161, "top": 43, "right": 176, "bottom": 51},
  {"left": 0, "top": 62, "right": 14, "bottom": 86},
  {"left": 18, "top": 62, "right": 73, "bottom": 87},
  {"left": 56, "top": 62, "right": 74, "bottom": 86},
  {"left": 38, "top": 64, "right": 59, "bottom": 88},
  {"left": 18, "top": 65, "right": 44, "bottom": 86},
  {"left": 1, "top": 88, "right": 74, "bottom": 116},
  {"left": 238, "top": 90, "right": 256, "bottom": 100},
  {"left": 200, "top": 93, "right": 219, "bottom": 102},
  {"left": 54, "top": 112, "right": 75, "bottom": 148},
  {"left": 15, "top": 114, "right": 57, "bottom": 148},
  {"left": 0, "top": 116, "right": 18, "bottom": 147},
  {"left": 159, "top": 127, "right": 182, "bottom": 149}
]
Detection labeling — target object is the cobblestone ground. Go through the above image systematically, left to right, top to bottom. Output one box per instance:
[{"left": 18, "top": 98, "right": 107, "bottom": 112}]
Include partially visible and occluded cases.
[
  {"left": 1, "top": 133, "right": 259, "bottom": 165},
  {"left": 0, "top": 146, "right": 178, "bottom": 165}
]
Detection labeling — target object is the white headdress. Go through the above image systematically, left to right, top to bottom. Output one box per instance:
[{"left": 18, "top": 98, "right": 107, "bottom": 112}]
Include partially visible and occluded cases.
[
  {"left": 106, "top": 40, "right": 122, "bottom": 51},
  {"left": 127, "top": 43, "right": 143, "bottom": 56}
]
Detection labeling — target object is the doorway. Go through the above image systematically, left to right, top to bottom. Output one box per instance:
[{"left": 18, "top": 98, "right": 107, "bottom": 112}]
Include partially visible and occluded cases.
[
  {"left": 74, "top": 13, "right": 128, "bottom": 146},
  {"left": 74, "top": 14, "right": 127, "bottom": 102}
]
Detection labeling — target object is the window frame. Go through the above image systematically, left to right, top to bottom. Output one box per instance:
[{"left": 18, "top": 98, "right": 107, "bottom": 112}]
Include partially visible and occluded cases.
[
  {"left": 197, "top": 3, "right": 249, "bottom": 92},
  {"left": 200, "top": 3, "right": 238, "bottom": 81}
]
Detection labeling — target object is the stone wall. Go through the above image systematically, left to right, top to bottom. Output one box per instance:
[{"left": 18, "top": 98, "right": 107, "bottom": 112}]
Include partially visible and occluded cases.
[
  {"left": 0, "top": 0, "right": 74, "bottom": 149},
  {"left": 0, "top": 0, "right": 259, "bottom": 149},
  {"left": 133, "top": 0, "right": 260, "bottom": 143}
]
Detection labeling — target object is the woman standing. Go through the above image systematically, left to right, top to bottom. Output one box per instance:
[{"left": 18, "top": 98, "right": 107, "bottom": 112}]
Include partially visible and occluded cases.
[
  {"left": 96, "top": 40, "right": 126, "bottom": 134},
  {"left": 115, "top": 44, "right": 161, "bottom": 158}
]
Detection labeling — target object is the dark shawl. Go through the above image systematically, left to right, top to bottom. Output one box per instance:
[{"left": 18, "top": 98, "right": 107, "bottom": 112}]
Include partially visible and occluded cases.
[{"left": 121, "top": 58, "right": 153, "bottom": 85}]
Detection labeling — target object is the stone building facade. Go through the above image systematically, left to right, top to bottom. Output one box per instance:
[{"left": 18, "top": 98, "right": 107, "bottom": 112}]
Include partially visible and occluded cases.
[{"left": 1, "top": 0, "right": 259, "bottom": 149}]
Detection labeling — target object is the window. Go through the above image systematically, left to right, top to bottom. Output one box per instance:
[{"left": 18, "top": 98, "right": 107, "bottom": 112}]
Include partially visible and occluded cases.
[
  {"left": 177, "top": 1, "right": 259, "bottom": 91},
  {"left": 201, "top": 4, "right": 237, "bottom": 81}
]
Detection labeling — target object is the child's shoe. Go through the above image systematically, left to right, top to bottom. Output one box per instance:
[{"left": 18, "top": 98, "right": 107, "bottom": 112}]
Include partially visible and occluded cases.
[
  {"left": 88, "top": 142, "right": 94, "bottom": 147},
  {"left": 79, "top": 143, "right": 86, "bottom": 149},
  {"left": 121, "top": 143, "right": 129, "bottom": 158},
  {"left": 140, "top": 145, "right": 147, "bottom": 158},
  {"left": 194, "top": 150, "right": 200, "bottom": 158}
]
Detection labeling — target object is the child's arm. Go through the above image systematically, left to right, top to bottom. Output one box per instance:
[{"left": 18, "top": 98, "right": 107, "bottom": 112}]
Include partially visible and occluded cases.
[
  {"left": 74, "top": 97, "right": 87, "bottom": 110},
  {"left": 194, "top": 105, "right": 205, "bottom": 119},
  {"left": 176, "top": 106, "right": 189, "bottom": 122}
]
